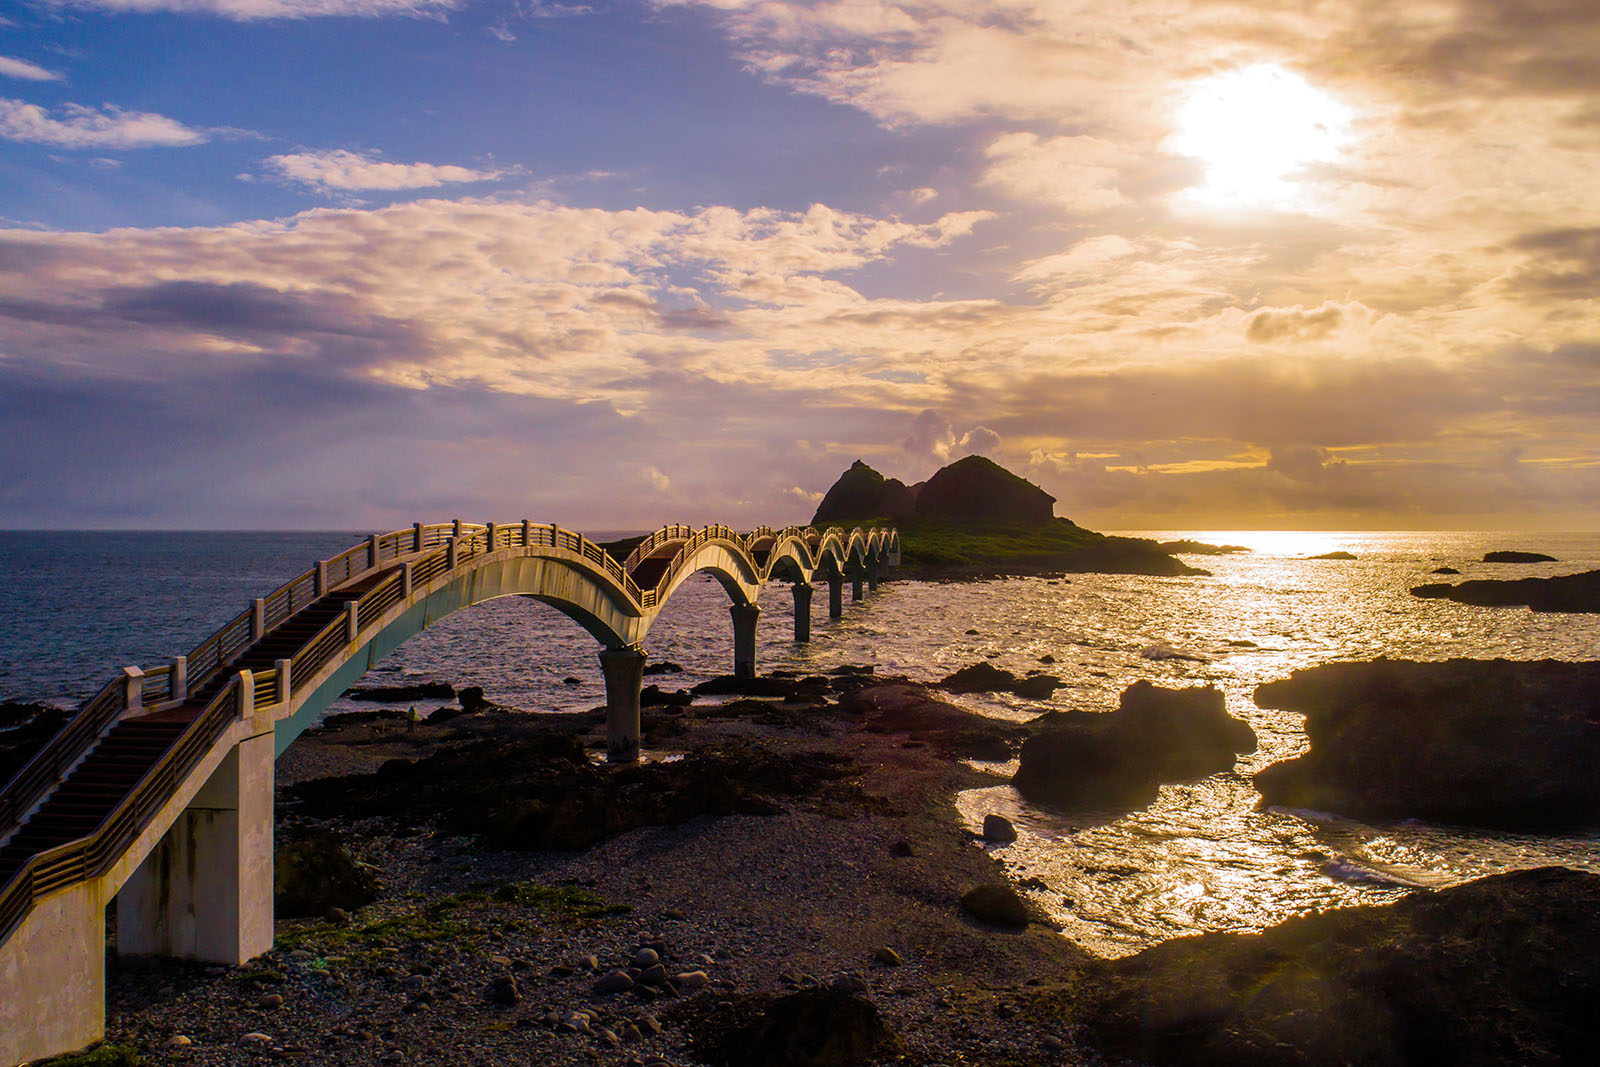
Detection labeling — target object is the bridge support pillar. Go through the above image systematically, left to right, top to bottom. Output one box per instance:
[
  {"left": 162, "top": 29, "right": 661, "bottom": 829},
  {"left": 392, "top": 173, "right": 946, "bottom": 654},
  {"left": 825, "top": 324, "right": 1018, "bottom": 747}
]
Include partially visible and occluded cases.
[
  {"left": 867, "top": 559, "right": 881, "bottom": 592},
  {"left": 851, "top": 569, "right": 864, "bottom": 602},
  {"left": 828, "top": 574, "right": 843, "bottom": 619},
  {"left": 791, "top": 583, "right": 813, "bottom": 642},
  {"left": 730, "top": 602, "right": 761, "bottom": 679},
  {"left": 599, "top": 645, "right": 646, "bottom": 764},
  {"left": 117, "top": 735, "right": 275, "bottom": 964},
  {"left": 0, "top": 878, "right": 105, "bottom": 1065}
]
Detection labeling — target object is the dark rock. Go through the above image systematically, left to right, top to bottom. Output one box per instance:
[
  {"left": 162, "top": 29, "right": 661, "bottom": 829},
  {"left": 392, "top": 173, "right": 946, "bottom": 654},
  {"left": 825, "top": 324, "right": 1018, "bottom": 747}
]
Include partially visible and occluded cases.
[
  {"left": 914, "top": 455, "right": 1054, "bottom": 525},
  {"left": 811, "top": 460, "right": 917, "bottom": 524},
  {"left": 1157, "top": 540, "right": 1252, "bottom": 555},
  {"left": 1484, "top": 550, "right": 1558, "bottom": 563},
  {"left": 1307, "top": 551, "right": 1356, "bottom": 560},
  {"left": 1431, "top": 566, "right": 1461, "bottom": 575},
  {"left": 1409, "top": 569, "right": 1600, "bottom": 613},
  {"left": 1037, "top": 654, "right": 1056, "bottom": 664},
  {"left": 1254, "top": 658, "right": 1600, "bottom": 829},
  {"left": 643, "top": 661, "right": 684, "bottom": 675},
  {"left": 936, "top": 662, "right": 1062, "bottom": 700},
  {"left": 1012, "top": 674, "right": 1064, "bottom": 700},
  {"left": 692, "top": 675, "right": 831, "bottom": 699},
  {"left": 562, "top": 677, "right": 583, "bottom": 686},
  {"left": 345, "top": 682, "right": 454, "bottom": 702},
  {"left": 840, "top": 682, "right": 1023, "bottom": 760},
  {"left": 1014, "top": 682, "right": 1255, "bottom": 811},
  {"left": 640, "top": 685, "right": 693, "bottom": 708},
  {"left": 458, "top": 686, "right": 486, "bottom": 712},
  {"left": 0, "top": 702, "right": 69, "bottom": 783},
  {"left": 982, "top": 814, "right": 1017, "bottom": 842},
  {"left": 273, "top": 831, "right": 379, "bottom": 918},
  {"left": 889, "top": 839, "right": 914, "bottom": 858},
  {"left": 1080, "top": 867, "right": 1600, "bottom": 1067},
  {"left": 961, "top": 884, "right": 1030, "bottom": 928},
  {"left": 490, "top": 975, "right": 521, "bottom": 1006},
  {"left": 687, "top": 986, "right": 905, "bottom": 1067}
]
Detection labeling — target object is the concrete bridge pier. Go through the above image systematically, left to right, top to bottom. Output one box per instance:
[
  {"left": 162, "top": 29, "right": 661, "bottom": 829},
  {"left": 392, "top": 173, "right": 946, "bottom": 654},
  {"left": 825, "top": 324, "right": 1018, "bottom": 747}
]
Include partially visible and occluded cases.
[
  {"left": 867, "top": 558, "right": 882, "bottom": 592},
  {"left": 851, "top": 566, "right": 865, "bottom": 602},
  {"left": 827, "top": 574, "right": 844, "bottom": 619},
  {"left": 791, "top": 583, "right": 813, "bottom": 642},
  {"left": 730, "top": 603, "right": 761, "bottom": 678},
  {"left": 599, "top": 645, "right": 646, "bottom": 764},
  {"left": 118, "top": 735, "right": 275, "bottom": 963},
  {"left": 0, "top": 879, "right": 106, "bottom": 1065}
]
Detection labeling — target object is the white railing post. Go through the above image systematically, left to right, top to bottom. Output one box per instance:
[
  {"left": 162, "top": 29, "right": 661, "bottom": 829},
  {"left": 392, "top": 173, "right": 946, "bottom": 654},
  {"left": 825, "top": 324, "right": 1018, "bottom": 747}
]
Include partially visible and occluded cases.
[
  {"left": 413, "top": 521, "right": 424, "bottom": 552},
  {"left": 368, "top": 534, "right": 380, "bottom": 569},
  {"left": 447, "top": 536, "right": 459, "bottom": 571},
  {"left": 315, "top": 559, "right": 328, "bottom": 597},
  {"left": 401, "top": 560, "right": 413, "bottom": 597},
  {"left": 251, "top": 598, "right": 265, "bottom": 640},
  {"left": 345, "top": 601, "right": 359, "bottom": 643},
  {"left": 171, "top": 655, "right": 187, "bottom": 703},
  {"left": 275, "top": 659, "right": 292, "bottom": 705},
  {"left": 122, "top": 666, "right": 144, "bottom": 716},
  {"left": 238, "top": 670, "right": 254, "bottom": 721}
]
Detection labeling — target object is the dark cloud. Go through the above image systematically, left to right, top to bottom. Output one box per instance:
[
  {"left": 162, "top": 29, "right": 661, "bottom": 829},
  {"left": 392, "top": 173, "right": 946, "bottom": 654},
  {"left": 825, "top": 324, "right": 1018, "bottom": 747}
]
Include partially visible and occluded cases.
[
  {"left": 1502, "top": 228, "right": 1600, "bottom": 298},
  {"left": 1246, "top": 303, "right": 1345, "bottom": 343},
  {"left": 1267, "top": 443, "right": 1341, "bottom": 483}
]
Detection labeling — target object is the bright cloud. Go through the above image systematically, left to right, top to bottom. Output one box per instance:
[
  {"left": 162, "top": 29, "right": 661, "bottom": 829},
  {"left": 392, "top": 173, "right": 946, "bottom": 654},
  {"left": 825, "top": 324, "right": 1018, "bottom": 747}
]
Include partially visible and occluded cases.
[
  {"left": 0, "top": 56, "right": 61, "bottom": 82},
  {"left": 0, "top": 98, "right": 207, "bottom": 148},
  {"left": 261, "top": 150, "right": 506, "bottom": 191}
]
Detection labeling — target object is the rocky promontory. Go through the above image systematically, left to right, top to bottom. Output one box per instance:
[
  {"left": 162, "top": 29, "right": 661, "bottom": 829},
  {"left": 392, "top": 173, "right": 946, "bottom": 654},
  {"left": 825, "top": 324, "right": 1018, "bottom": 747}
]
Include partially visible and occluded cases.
[
  {"left": 811, "top": 456, "right": 1204, "bottom": 578},
  {"left": 1410, "top": 568, "right": 1600, "bottom": 612},
  {"left": 1253, "top": 658, "right": 1600, "bottom": 829},
  {"left": 1013, "top": 681, "right": 1256, "bottom": 811},
  {"left": 1076, "top": 866, "right": 1600, "bottom": 1067}
]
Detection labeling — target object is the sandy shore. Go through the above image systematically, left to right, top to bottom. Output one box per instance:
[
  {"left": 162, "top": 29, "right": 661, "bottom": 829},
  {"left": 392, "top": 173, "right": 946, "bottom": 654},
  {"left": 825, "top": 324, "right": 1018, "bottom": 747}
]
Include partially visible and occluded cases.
[{"left": 94, "top": 677, "right": 1096, "bottom": 1067}]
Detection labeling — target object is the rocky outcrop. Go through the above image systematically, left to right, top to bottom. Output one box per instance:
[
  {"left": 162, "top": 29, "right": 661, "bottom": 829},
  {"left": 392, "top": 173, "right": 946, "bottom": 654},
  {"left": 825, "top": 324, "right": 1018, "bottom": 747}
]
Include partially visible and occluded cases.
[
  {"left": 913, "top": 455, "right": 1054, "bottom": 525},
  {"left": 811, "top": 460, "right": 916, "bottom": 524},
  {"left": 1484, "top": 550, "right": 1557, "bottom": 563},
  {"left": 1307, "top": 551, "right": 1356, "bottom": 560},
  {"left": 1410, "top": 569, "right": 1600, "bottom": 613},
  {"left": 1253, "top": 658, "right": 1600, "bottom": 829},
  {"left": 937, "top": 662, "right": 1063, "bottom": 700},
  {"left": 344, "top": 681, "right": 455, "bottom": 703},
  {"left": 837, "top": 682, "right": 1025, "bottom": 760},
  {"left": 1013, "top": 682, "right": 1256, "bottom": 811},
  {"left": 0, "top": 701, "right": 68, "bottom": 784},
  {"left": 1080, "top": 867, "right": 1600, "bottom": 1067},
  {"left": 685, "top": 987, "right": 905, "bottom": 1067}
]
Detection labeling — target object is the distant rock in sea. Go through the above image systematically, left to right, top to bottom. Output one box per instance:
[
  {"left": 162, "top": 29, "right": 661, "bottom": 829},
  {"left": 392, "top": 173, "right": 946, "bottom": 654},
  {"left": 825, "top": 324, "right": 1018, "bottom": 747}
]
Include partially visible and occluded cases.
[
  {"left": 1156, "top": 540, "right": 1251, "bottom": 555},
  {"left": 1484, "top": 550, "right": 1558, "bottom": 562},
  {"left": 1307, "top": 551, "right": 1356, "bottom": 560},
  {"left": 1430, "top": 566, "right": 1460, "bottom": 575},
  {"left": 1410, "top": 569, "right": 1600, "bottom": 613},
  {"left": 1253, "top": 658, "right": 1600, "bottom": 829}
]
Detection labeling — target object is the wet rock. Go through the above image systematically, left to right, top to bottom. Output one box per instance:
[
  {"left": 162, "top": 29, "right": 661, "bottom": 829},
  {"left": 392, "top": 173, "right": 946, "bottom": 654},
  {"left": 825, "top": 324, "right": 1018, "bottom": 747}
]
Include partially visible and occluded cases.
[
  {"left": 1307, "top": 551, "right": 1356, "bottom": 560},
  {"left": 1431, "top": 566, "right": 1461, "bottom": 575},
  {"left": 1410, "top": 569, "right": 1600, "bottom": 613},
  {"left": 1254, "top": 658, "right": 1600, "bottom": 829},
  {"left": 643, "top": 661, "right": 684, "bottom": 675},
  {"left": 937, "top": 662, "right": 1062, "bottom": 699},
  {"left": 1014, "top": 681, "right": 1255, "bottom": 811},
  {"left": 344, "top": 682, "right": 454, "bottom": 703},
  {"left": 840, "top": 682, "right": 1023, "bottom": 760},
  {"left": 640, "top": 685, "right": 693, "bottom": 708},
  {"left": 982, "top": 814, "right": 1017, "bottom": 843},
  {"left": 273, "top": 831, "right": 378, "bottom": 918},
  {"left": 1081, "top": 868, "right": 1600, "bottom": 1067},
  {"left": 960, "top": 884, "right": 1030, "bottom": 929},
  {"left": 687, "top": 986, "right": 905, "bottom": 1067}
]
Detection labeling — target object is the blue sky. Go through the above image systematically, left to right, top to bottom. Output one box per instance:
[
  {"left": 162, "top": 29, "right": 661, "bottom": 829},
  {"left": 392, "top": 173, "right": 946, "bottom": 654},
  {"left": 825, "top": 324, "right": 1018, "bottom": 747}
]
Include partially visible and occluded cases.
[{"left": 2, "top": 0, "right": 1598, "bottom": 530}]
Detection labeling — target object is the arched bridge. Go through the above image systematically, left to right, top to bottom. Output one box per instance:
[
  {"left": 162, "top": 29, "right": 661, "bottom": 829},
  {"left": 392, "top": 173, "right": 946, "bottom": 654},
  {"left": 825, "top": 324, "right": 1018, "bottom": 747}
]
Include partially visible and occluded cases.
[{"left": 0, "top": 520, "right": 898, "bottom": 1065}]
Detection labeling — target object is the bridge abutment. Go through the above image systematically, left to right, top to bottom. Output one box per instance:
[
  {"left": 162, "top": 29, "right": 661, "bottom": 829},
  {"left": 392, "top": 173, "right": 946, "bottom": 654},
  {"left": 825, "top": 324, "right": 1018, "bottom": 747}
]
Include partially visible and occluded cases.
[
  {"left": 791, "top": 583, "right": 813, "bottom": 642},
  {"left": 730, "top": 603, "right": 761, "bottom": 678},
  {"left": 599, "top": 645, "right": 646, "bottom": 764},
  {"left": 117, "top": 734, "right": 275, "bottom": 964},
  {"left": 0, "top": 878, "right": 105, "bottom": 1066}
]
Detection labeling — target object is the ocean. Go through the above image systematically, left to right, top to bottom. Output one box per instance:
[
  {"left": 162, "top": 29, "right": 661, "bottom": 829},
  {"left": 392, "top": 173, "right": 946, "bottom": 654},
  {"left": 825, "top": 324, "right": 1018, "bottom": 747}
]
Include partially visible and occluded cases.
[{"left": 3, "top": 528, "right": 1599, "bottom": 956}]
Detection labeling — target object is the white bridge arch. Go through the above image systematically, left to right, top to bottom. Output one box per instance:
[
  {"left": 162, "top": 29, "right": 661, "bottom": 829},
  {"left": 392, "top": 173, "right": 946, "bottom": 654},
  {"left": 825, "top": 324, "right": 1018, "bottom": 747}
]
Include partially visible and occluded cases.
[{"left": 0, "top": 519, "right": 898, "bottom": 1065}]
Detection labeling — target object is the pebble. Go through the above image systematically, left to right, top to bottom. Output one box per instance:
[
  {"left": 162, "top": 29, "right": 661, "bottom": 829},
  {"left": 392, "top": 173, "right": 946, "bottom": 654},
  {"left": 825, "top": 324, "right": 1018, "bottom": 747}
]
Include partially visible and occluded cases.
[
  {"left": 324, "top": 906, "right": 351, "bottom": 926},
  {"left": 632, "top": 947, "right": 660, "bottom": 968},
  {"left": 874, "top": 947, "right": 904, "bottom": 967},
  {"left": 286, "top": 950, "right": 314, "bottom": 962},
  {"left": 579, "top": 954, "right": 600, "bottom": 971},
  {"left": 638, "top": 963, "right": 668, "bottom": 986},
  {"left": 593, "top": 970, "right": 634, "bottom": 995},
  {"left": 672, "top": 970, "right": 708, "bottom": 990},
  {"left": 491, "top": 975, "right": 521, "bottom": 1005},
  {"left": 832, "top": 975, "right": 868, "bottom": 993},
  {"left": 258, "top": 993, "right": 284, "bottom": 1009},
  {"left": 638, "top": 1014, "right": 663, "bottom": 1035},
  {"left": 599, "top": 1029, "right": 621, "bottom": 1047},
  {"left": 240, "top": 1032, "right": 273, "bottom": 1047},
  {"left": 165, "top": 1035, "right": 192, "bottom": 1048},
  {"left": 1042, "top": 1035, "right": 1067, "bottom": 1051}
]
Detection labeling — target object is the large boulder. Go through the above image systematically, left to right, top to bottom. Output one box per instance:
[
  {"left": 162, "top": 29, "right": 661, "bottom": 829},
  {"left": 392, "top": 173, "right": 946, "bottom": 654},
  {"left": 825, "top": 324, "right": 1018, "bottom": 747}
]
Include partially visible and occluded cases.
[
  {"left": 913, "top": 455, "right": 1054, "bottom": 525},
  {"left": 811, "top": 460, "right": 917, "bottom": 524},
  {"left": 1253, "top": 658, "right": 1600, "bottom": 829},
  {"left": 1013, "top": 682, "right": 1255, "bottom": 810},
  {"left": 273, "top": 831, "right": 379, "bottom": 918},
  {"left": 1079, "top": 867, "right": 1600, "bottom": 1067},
  {"left": 688, "top": 987, "right": 905, "bottom": 1067}
]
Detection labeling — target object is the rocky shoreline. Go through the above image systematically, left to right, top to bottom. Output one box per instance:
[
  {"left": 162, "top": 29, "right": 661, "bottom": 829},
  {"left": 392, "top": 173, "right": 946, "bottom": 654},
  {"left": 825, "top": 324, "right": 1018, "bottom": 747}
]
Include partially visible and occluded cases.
[{"left": 25, "top": 663, "right": 1600, "bottom": 1066}]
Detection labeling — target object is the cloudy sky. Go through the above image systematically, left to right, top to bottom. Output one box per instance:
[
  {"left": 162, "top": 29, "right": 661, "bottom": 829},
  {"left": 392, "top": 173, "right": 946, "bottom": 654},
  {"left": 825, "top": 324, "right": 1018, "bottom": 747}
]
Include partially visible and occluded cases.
[{"left": 2, "top": 0, "right": 1596, "bottom": 531}]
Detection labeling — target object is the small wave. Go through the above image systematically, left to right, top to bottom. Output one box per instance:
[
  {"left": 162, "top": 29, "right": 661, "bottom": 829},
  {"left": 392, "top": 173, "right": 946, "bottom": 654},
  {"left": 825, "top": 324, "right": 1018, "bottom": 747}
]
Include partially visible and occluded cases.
[{"left": 1321, "top": 857, "right": 1425, "bottom": 888}]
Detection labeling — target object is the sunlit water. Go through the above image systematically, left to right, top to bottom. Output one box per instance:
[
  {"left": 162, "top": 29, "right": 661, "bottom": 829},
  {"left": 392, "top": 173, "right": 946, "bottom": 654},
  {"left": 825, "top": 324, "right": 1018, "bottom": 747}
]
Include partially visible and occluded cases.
[{"left": 3, "top": 529, "right": 1599, "bottom": 956}]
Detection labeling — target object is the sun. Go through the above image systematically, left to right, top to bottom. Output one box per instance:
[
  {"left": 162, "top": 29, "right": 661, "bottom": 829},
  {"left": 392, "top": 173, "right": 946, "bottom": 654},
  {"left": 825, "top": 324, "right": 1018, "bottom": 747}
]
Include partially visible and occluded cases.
[{"left": 1170, "top": 64, "right": 1353, "bottom": 208}]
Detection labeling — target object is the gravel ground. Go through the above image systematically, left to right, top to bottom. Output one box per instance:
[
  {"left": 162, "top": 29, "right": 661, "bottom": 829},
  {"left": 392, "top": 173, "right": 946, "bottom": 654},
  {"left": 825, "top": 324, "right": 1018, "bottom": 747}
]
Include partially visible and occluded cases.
[{"left": 90, "top": 685, "right": 1099, "bottom": 1067}]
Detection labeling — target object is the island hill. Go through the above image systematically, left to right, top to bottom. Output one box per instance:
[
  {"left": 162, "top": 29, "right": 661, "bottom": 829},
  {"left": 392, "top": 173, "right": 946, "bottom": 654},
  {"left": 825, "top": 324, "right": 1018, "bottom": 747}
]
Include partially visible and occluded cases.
[{"left": 812, "top": 455, "right": 1204, "bottom": 577}]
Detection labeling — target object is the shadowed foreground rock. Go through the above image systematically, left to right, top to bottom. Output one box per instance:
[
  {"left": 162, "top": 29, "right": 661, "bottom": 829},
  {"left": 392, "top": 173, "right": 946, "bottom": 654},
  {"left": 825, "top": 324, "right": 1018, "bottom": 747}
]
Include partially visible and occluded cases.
[
  {"left": 1410, "top": 568, "right": 1600, "bottom": 612},
  {"left": 1253, "top": 658, "right": 1600, "bottom": 829},
  {"left": 1013, "top": 681, "right": 1256, "bottom": 810},
  {"left": 273, "top": 831, "right": 379, "bottom": 918},
  {"left": 1078, "top": 867, "right": 1600, "bottom": 1067},
  {"left": 682, "top": 987, "right": 905, "bottom": 1067}
]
